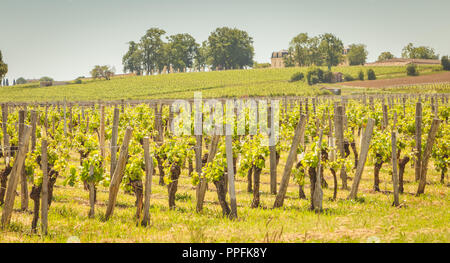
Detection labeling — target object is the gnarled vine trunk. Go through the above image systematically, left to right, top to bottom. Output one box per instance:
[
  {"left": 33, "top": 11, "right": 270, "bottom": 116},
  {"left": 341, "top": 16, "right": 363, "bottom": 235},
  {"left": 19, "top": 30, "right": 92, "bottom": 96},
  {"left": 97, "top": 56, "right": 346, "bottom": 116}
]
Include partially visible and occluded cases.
[
  {"left": 374, "top": 154, "right": 384, "bottom": 192},
  {"left": 156, "top": 155, "right": 165, "bottom": 186},
  {"left": 398, "top": 156, "right": 410, "bottom": 193},
  {"left": 0, "top": 164, "right": 13, "bottom": 206},
  {"left": 168, "top": 164, "right": 181, "bottom": 209},
  {"left": 251, "top": 164, "right": 263, "bottom": 208},
  {"left": 247, "top": 166, "right": 253, "bottom": 193},
  {"left": 214, "top": 175, "right": 231, "bottom": 216},
  {"left": 131, "top": 179, "right": 143, "bottom": 219},
  {"left": 30, "top": 185, "right": 41, "bottom": 233}
]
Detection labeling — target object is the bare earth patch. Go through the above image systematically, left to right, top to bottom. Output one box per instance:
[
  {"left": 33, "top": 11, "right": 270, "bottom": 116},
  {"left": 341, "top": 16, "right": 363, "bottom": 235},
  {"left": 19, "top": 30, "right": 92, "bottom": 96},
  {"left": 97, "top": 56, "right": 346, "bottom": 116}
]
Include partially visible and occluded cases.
[{"left": 341, "top": 71, "right": 450, "bottom": 88}]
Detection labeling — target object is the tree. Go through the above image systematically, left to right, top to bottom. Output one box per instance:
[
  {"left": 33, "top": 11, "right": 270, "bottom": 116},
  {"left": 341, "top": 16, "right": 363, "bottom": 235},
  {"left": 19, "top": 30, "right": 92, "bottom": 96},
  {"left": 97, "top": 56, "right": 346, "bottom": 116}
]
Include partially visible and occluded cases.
[
  {"left": 207, "top": 27, "right": 254, "bottom": 70},
  {"left": 140, "top": 28, "right": 166, "bottom": 75},
  {"left": 166, "top": 33, "right": 198, "bottom": 73},
  {"left": 287, "top": 33, "right": 322, "bottom": 67},
  {"left": 288, "top": 33, "right": 310, "bottom": 67},
  {"left": 319, "top": 33, "right": 344, "bottom": 70},
  {"left": 122, "top": 41, "right": 143, "bottom": 75},
  {"left": 194, "top": 41, "right": 209, "bottom": 71},
  {"left": 402, "top": 43, "right": 439, "bottom": 59},
  {"left": 347, "top": 44, "right": 368, "bottom": 65},
  {"left": 0, "top": 50, "right": 8, "bottom": 81},
  {"left": 377, "top": 51, "right": 395, "bottom": 62},
  {"left": 441, "top": 56, "right": 450, "bottom": 70},
  {"left": 90, "top": 65, "right": 115, "bottom": 80},
  {"left": 40, "top": 76, "right": 54, "bottom": 82},
  {"left": 16, "top": 77, "right": 27, "bottom": 84}
]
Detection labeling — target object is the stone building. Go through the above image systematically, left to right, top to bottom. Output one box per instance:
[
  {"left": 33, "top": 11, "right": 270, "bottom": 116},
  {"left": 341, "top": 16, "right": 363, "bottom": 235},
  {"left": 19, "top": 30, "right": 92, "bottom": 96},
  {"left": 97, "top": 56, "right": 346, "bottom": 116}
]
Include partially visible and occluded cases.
[{"left": 271, "top": 50, "right": 289, "bottom": 68}]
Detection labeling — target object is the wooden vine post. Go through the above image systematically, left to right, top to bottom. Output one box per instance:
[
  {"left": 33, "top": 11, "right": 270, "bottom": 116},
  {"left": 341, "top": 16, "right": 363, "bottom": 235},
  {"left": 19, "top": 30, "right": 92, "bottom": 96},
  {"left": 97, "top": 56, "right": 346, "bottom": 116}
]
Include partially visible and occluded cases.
[
  {"left": 414, "top": 102, "right": 422, "bottom": 181},
  {"left": 2, "top": 104, "right": 10, "bottom": 163},
  {"left": 99, "top": 105, "right": 106, "bottom": 162},
  {"left": 334, "top": 105, "right": 347, "bottom": 189},
  {"left": 268, "top": 106, "right": 277, "bottom": 195},
  {"left": 110, "top": 107, "right": 120, "bottom": 179},
  {"left": 19, "top": 110, "right": 29, "bottom": 211},
  {"left": 391, "top": 113, "right": 400, "bottom": 206},
  {"left": 273, "top": 114, "right": 306, "bottom": 208},
  {"left": 348, "top": 118, "right": 375, "bottom": 199},
  {"left": 417, "top": 119, "right": 441, "bottom": 195},
  {"left": 1, "top": 125, "right": 32, "bottom": 228},
  {"left": 105, "top": 127, "right": 133, "bottom": 221},
  {"left": 312, "top": 130, "right": 324, "bottom": 212},
  {"left": 196, "top": 135, "right": 220, "bottom": 213},
  {"left": 225, "top": 135, "right": 238, "bottom": 219},
  {"left": 141, "top": 137, "right": 154, "bottom": 226},
  {"left": 41, "top": 139, "right": 49, "bottom": 235}
]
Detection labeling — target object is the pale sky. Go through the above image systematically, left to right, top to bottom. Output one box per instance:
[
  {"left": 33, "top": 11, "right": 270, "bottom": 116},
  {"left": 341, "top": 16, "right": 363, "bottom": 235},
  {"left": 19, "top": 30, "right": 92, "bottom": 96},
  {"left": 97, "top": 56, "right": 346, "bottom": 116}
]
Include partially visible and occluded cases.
[{"left": 1, "top": 0, "right": 449, "bottom": 81}]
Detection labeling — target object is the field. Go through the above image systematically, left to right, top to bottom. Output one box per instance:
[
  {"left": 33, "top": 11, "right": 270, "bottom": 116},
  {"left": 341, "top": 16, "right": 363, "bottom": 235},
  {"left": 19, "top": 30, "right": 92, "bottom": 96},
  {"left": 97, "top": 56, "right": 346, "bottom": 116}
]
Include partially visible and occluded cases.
[
  {"left": 0, "top": 65, "right": 447, "bottom": 102},
  {"left": 0, "top": 96, "right": 448, "bottom": 243},
  {"left": 0, "top": 155, "right": 448, "bottom": 243}
]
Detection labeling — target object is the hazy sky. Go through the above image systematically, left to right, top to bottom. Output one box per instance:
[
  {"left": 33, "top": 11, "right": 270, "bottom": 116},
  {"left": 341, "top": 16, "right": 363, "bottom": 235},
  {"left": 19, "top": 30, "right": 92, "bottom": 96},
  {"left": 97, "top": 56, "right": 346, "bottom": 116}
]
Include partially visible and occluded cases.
[{"left": 1, "top": 0, "right": 449, "bottom": 80}]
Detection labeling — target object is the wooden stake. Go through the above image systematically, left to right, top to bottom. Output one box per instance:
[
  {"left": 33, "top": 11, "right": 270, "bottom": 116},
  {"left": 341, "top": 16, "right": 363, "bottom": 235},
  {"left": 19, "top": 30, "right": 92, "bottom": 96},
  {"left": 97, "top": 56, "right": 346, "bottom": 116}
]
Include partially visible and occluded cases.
[
  {"left": 273, "top": 114, "right": 306, "bottom": 208},
  {"left": 348, "top": 118, "right": 375, "bottom": 199},
  {"left": 417, "top": 119, "right": 441, "bottom": 195},
  {"left": 1, "top": 125, "right": 32, "bottom": 228},
  {"left": 105, "top": 127, "right": 133, "bottom": 220},
  {"left": 225, "top": 135, "right": 238, "bottom": 219},
  {"left": 141, "top": 137, "right": 154, "bottom": 226},
  {"left": 41, "top": 139, "right": 48, "bottom": 235}
]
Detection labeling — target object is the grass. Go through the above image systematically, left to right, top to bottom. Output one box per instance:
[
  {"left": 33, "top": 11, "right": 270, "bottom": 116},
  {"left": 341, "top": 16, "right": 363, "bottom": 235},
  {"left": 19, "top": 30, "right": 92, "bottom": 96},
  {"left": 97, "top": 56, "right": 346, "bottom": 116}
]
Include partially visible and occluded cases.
[
  {"left": 0, "top": 65, "right": 445, "bottom": 102},
  {"left": 0, "top": 149, "right": 448, "bottom": 243}
]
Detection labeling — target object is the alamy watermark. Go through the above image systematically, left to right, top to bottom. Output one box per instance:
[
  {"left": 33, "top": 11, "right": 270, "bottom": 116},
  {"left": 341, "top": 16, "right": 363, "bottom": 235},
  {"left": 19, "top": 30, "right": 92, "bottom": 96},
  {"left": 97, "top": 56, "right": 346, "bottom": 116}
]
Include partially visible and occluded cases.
[{"left": 170, "top": 92, "right": 280, "bottom": 146}]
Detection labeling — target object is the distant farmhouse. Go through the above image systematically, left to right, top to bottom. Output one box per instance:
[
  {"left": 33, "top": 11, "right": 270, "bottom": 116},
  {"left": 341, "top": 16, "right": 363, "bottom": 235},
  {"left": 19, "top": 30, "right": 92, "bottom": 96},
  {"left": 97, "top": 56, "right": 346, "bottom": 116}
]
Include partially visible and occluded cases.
[
  {"left": 271, "top": 47, "right": 350, "bottom": 68},
  {"left": 271, "top": 50, "right": 289, "bottom": 68}
]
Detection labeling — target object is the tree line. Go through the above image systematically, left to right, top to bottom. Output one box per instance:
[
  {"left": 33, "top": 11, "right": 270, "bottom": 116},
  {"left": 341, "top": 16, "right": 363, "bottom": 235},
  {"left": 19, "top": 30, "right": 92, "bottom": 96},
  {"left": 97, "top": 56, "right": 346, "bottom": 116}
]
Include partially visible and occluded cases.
[
  {"left": 122, "top": 27, "right": 254, "bottom": 75},
  {"left": 283, "top": 33, "right": 442, "bottom": 68}
]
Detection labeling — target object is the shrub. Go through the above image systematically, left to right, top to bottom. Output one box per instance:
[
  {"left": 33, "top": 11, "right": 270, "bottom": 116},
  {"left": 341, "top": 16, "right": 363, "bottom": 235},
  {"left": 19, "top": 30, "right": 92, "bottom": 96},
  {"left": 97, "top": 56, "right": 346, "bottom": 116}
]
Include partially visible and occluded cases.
[
  {"left": 442, "top": 56, "right": 450, "bottom": 70},
  {"left": 406, "top": 63, "right": 419, "bottom": 76},
  {"left": 306, "top": 67, "right": 324, "bottom": 85},
  {"left": 367, "top": 69, "right": 376, "bottom": 80},
  {"left": 358, "top": 70, "right": 364, "bottom": 80},
  {"left": 323, "top": 71, "right": 333, "bottom": 83},
  {"left": 290, "top": 72, "right": 304, "bottom": 82},
  {"left": 344, "top": 74, "right": 355, "bottom": 82},
  {"left": 16, "top": 77, "right": 27, "bottom": 85},
  {"left": 74, "top": 79, "right": 82, "bottom": 84}
]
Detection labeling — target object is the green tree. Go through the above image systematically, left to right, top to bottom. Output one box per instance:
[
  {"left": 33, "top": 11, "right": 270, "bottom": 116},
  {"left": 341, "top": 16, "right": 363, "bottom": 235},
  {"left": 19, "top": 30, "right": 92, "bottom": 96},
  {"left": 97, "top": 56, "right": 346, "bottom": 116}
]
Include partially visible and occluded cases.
[
  {"left": 207, "top": 27, "right": 254, "bottom": 70},
  {"left": 140, "top": 28, "right": 166, "bottom": 75},
  {"left": 166, "top": 33, "right": 198, "bottom": 73},
  {"left": 288, "top": 33, "right": 310, "bottom": 66},
  {"left": 319, "top": 33, "right": 344, "bottom": 70},
  {"left": 287, "top": 34, "right": 322, "bottom": 67},
  {"left": 122, "top": 41, "right": 143, "bottom": 75},
  {"left": 194, "top": 41, "right": 209, "bottom": 71},
  {"left": 401, "top": 43, "right": 439, "bottom": 59},
  {"left": 347, "top": 44, "right": 368, "bottom": 65},
  {"left": 0, "top": 51, "right": 8, "bottom": 81},
  {"left": 377, "top": 51, "right": 395, "bottom": 61},
  {"left": 441, "top": 56, "right": 450, "bottom": 70},
  {"left": 90, "top": 65, "right": 115, "bottom": 80},
  {"left": 40, "top": 76, "right": 54, "bottom": 82},
  {"left": 16, "top": 77, "right": 27, "bottom": 85}
]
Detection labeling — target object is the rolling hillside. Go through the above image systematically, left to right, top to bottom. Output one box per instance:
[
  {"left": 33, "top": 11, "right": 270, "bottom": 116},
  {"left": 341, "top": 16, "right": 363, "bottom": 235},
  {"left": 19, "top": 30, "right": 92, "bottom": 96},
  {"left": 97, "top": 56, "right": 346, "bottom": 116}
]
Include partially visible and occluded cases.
[{"left": 0, "top": 65, "right": 445, "bottom": 102}]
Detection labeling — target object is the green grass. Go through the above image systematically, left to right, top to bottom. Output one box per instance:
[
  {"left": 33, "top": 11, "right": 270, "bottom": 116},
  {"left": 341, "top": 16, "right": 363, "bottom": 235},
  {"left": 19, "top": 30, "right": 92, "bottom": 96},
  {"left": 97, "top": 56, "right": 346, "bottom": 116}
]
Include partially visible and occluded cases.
[
  {"left": 0, "top": 65, "right": 444, "bottom": 102},
  {"left": 0, "top": 150, "right": 448, "bottom": 243}
]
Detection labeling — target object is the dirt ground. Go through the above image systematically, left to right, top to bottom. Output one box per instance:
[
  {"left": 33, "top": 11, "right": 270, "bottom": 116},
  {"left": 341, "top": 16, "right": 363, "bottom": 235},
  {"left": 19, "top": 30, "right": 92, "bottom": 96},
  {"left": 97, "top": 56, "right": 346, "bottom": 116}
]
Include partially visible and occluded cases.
[{"left": 341, "top": 71, "right": 450, "bottom": 88}]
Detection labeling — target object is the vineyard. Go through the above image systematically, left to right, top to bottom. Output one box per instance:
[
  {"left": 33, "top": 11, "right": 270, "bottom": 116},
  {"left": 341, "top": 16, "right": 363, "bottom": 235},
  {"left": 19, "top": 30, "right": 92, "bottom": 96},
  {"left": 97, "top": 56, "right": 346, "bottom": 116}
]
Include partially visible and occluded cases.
[
  {"left": 0, "top": 65, "right": 446, "bottom": 102},
  {"left": 0, "top": 94, "right": 449, "bottom": 243}
]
